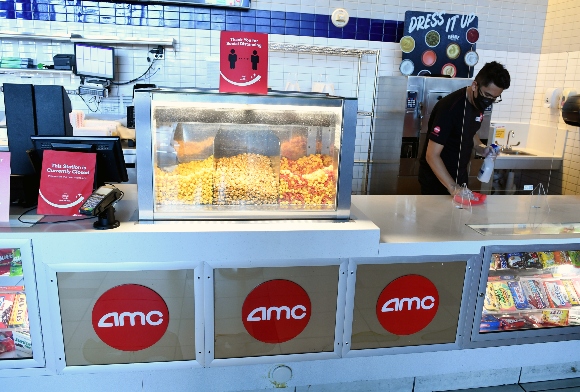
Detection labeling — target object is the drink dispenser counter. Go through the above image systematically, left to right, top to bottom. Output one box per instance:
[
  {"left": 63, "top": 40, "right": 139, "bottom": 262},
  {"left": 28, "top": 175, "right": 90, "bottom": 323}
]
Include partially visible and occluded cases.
[{"left": 134, "top": 89, "right": 357, "bottom": 221}]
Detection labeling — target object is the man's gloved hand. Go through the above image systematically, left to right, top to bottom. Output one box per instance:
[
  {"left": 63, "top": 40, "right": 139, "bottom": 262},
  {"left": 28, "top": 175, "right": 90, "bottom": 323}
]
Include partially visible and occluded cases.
[
  {"left": 481, "top": 144, "right": 500, "bottom": 158},
  {"left": 448, "top": 183, "right": 479, "bottom": 201}
]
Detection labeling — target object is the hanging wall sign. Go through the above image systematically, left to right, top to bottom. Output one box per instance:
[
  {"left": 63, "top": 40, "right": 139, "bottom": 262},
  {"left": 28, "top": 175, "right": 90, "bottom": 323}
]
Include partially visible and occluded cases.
[
  {"left": 400, "top": 11, "right": 478, "bottom": 78},
  {"left": 220, "top": 31, "right": 269, "bottom": 95},
  {"left": 0, "top": 152, "right": 10, "bottom": 222}
]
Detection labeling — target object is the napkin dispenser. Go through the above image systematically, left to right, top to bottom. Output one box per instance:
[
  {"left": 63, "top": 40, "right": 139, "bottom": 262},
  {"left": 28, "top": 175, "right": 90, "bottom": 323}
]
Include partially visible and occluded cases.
[{"left": 561, "top": 94, "right": 580, "bottom": 126}]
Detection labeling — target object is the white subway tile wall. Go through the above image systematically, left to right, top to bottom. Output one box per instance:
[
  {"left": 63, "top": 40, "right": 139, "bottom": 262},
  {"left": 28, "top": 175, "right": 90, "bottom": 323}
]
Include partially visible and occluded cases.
[
  {"left": 0, "top": 0, "right": 554, "bottom": 194},
  {"left": 525, "top": 0, "right": 580, "bottom": 195}
]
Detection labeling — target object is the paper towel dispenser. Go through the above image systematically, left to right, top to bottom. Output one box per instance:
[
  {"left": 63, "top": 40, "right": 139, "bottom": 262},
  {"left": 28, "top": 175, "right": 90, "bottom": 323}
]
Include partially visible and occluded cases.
[{"left": 562, "top": 94, "right": 580, "bottom": 126}]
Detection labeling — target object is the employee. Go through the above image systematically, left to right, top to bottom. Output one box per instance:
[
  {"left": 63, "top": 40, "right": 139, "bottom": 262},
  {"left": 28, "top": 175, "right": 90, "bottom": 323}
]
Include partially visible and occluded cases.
[{"left": 418, "top": 61, "right": 511, "bottom": 196}]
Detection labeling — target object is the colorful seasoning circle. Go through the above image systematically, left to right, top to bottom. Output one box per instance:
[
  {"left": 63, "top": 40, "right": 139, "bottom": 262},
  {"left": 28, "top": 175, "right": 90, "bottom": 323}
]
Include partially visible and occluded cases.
[
  {"left": 466, "top": 27, "right": 480, "bottom": 44},
  {"left": 425, "top": 30, "right": 440, "bottom": 48},
  {"left": 400, "top": 36, "right": 415, "bottom": 53},
  {"left": 446, "top": 43, "right": 460, "bottom": 60},
  {"left": 422, "top": 50, "right": 437, "bottom": 67},
  {"left": 464, "top": 50, "right": 479, "bottom": 67},
  {"left": 399, "top": 59, "right": 414, "bottom": 76},
  {"left": 441, "top": 63, "right": 457, "bottom": 78},
  {"left": 417, "top": 70, "right": 431, "bottom": 76}
]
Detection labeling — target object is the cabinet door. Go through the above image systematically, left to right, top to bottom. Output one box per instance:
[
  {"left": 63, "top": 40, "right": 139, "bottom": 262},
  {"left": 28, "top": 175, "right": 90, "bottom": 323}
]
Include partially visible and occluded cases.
[{"left": 0, "top": 240, "right": 44, "bottom": 368}]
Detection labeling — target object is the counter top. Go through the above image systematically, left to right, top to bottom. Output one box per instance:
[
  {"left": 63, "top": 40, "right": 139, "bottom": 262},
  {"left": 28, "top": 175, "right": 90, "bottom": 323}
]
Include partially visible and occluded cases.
[
  {"left": 493, "top": 148, "right": 563, "bottom": 170},
  {"left": 1, "top": 184, "right": 381, "bottom": 265},
  {"left": 4, "top": 186, "right": 580, "bottom": 262},
  {"left": 351, "top": 194, "right": 580, "bottom": 256}
]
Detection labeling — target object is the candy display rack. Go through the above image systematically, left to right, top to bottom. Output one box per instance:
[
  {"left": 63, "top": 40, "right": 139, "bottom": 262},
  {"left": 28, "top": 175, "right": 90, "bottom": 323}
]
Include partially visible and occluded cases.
[
  {"left": 0, "top": 241, "right": 43, "bottom": 369},
  {"left": 468, "top": 244, "right": 580, "bottom": 346},
  {"left": 0, "top": 248, "right": 31, "bottom": 360}
]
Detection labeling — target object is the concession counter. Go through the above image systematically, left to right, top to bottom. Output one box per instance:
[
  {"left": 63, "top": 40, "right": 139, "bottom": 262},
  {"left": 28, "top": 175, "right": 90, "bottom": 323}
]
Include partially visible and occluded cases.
[
  {"left": 1, "top": 91, "right": 580, "bottom": 391},
  {"left": 2, "top": 188, "right": 580, "bottom": 390}
]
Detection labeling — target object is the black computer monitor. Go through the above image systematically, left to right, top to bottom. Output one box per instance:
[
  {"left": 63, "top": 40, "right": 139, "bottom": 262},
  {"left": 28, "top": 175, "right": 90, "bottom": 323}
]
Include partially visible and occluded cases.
[
  {"left": 74, "top": 43, "right": 115, "bottom": 81},
  {"left": 29, "top": 136, "right": 128, "bottom": 189}
]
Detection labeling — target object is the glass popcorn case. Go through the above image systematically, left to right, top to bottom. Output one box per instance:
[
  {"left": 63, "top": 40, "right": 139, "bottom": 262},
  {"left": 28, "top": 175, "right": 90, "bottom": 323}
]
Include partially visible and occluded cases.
[{"left": 134, "top": 89, "right": 357, "bottom": 220}]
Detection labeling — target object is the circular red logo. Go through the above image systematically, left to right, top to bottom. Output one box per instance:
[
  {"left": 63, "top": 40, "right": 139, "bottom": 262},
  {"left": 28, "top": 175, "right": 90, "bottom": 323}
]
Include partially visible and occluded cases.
[
  {"left": 376, "top": 274, "right": 439, "bottom": 336},
  {"left": 242, "top": 279, "right": 311, "bottom": 344},
  {"left": 92, "top": 284, "right": 169, "bottom": 351}
]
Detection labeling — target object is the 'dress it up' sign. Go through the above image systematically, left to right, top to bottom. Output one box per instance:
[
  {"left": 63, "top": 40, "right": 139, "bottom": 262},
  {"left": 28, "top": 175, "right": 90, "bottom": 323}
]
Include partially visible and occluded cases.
[{"left": 219, "top": 31, "right": 268, "bottom": 94}]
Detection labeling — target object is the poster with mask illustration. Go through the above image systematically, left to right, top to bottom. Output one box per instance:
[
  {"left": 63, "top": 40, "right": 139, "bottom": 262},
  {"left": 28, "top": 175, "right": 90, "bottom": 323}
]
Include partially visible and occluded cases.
[
  {"left": 400, "top": 11, "right": 478, "bottom": 78},
  {"left": 219, "top": 31, "right": 268, "bottom": 94}
]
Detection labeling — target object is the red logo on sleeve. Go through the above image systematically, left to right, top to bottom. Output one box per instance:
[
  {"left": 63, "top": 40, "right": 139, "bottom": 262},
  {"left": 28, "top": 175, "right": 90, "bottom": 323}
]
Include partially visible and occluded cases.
[{"left": 432, "top": 126, "right": 441, "bottom": 135}]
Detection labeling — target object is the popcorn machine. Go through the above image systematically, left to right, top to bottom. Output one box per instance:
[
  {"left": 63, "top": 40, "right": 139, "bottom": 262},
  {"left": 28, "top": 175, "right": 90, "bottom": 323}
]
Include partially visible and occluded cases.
[{"left": 134, "top": 89, "right": 357, "bottom": 220}]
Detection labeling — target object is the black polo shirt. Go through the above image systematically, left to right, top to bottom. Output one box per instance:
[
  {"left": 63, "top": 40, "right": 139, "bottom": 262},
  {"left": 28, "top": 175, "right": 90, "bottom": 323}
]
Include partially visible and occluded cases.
[{"left": 418, "top": 87, "right": 484, "bottom": 194}]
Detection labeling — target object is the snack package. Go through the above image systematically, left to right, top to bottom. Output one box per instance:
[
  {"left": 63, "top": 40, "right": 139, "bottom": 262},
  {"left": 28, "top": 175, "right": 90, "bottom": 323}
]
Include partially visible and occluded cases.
[
  {"left": 9, "top": 248, "right": 22, "bottom": 277},
  {"left": 0, "top": 249, "right": 13, "bottom": 276},
  {"left": 553, "top": 250, "right": 571, "bottom": 265},
  {"left": 569, "top": 251, "right": 580, "bottom": 267},
  {"left": 522, "top": 252, "right": 543, "bottom": 269},
  {"left": 538, "top": 252, "right": 556, "bottom": 268},
  {"left": 491, "top": 253, "right": 508, "bottom": 270},
  {"left": 507, "top": 253, "right": 525, "bottom": 269},
  {"left": 488, "top": 275, "right": 516, "bottom": 282},
  {"left": 571, "top": 278, "right": 580, "bottom": 296},
  {"left": 521, "top": 279, "right": 549, "bottom": 309},
  {"left": 543, "top": 279, "right": 571, "bottom": 308},
  {"left": 562, "top": 279, "right": 580, "bottom": 306},
  {"left": 491, "top": 281, "right": 516, "bottom": 311},
  {"left": 508, "top": 281, "right": 531, "bottom": 310},
  {"left": 484, "top": 282, "right": 499, "bottom": 311},
  {"left": 0, "top": 286, "right": 24, "bottom": 292},
  {"left": 0, "top": 293, "right": 15, "bottom": 328},
  {"left": 9, "top": 293, "right": 27, "bottom": 328},
  {"left": 542, "top": 309, "right": 569, "bottom": 326},
  {"left": 569, "top": 309, "right": 580, "bottom": 325},
  {"left": 523, "top": 313, "right": 544, "bottom": 328},
  {"left": 480, "top": 314, "right": 500, "bottom": 332},
  {"left": 499, "top": 316, "right": 529, "bottom": 330},
  {"left": 0, "top": 331, "right": 15, "bottom": 354},
  {"left": 13, "top": 331, "right": 32, "bottom": 354}
]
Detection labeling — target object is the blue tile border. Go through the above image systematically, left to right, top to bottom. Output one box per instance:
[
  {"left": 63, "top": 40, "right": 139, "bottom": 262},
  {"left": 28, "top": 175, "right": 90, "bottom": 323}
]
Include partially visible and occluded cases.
[{"left": 0, "top": 0, "right": 404, "bottom": 43}]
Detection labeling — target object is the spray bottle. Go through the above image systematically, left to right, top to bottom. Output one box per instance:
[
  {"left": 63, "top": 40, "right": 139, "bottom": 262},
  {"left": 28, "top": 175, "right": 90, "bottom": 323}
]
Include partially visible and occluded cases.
[{"left": 477, "top": 143, "right": 500, "bottom": 183}]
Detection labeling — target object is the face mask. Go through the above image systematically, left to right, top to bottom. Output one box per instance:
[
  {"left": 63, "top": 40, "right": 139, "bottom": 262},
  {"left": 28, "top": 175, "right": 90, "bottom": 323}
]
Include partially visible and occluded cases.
[{"left": 474, "top": 87, "right": 495, "bottom": 111}]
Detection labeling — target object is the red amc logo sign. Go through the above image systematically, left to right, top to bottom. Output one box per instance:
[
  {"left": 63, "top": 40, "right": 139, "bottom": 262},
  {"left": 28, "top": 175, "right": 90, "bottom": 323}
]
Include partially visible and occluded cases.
[
  {"left": 376, "top": 274, "right": 439, "bottom": 336},
  {"left": 242, "top": 279, "right": 311, "bottom": 344},
  {"left": 92, "top": 284, "right": 169, "bottom": 351}
]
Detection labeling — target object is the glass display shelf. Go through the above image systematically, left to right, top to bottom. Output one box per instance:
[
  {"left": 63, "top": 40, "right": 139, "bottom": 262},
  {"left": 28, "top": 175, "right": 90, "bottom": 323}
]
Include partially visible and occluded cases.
[
  {"left": 0, "top": 248, "right": 32, "bottom": 360},
  {"left": 480, "top": 250, "right": 580, "bottom": 333}
]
